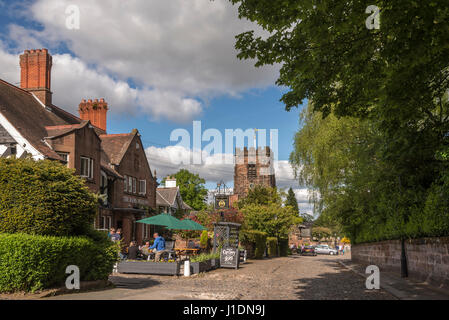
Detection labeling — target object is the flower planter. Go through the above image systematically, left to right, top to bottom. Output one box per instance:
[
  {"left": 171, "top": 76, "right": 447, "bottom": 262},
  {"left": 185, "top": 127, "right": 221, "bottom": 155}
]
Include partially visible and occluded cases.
[
  {"left": 210, "top": 258, "right": 220, "bottom": 269},
  {"left": 190, "top": 260, "right": 212, "bottom": 274},
  {"left": 117, "top": 261, "right": 180, "bottom": 276}
]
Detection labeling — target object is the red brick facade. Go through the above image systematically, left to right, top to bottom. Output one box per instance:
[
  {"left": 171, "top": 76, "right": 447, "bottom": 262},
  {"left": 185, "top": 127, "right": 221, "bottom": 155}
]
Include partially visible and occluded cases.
[
  {"left": 79, "top": 99, "right": 108, "bottom": 132},
  {"left": 233, "top": 146, "right": 276, "bottom": 198}
]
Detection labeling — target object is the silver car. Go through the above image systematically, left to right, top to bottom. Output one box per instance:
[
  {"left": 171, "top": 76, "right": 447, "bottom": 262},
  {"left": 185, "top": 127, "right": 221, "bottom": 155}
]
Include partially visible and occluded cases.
[{"left": 314, "top": 244, "right": 338, "bottom": 255}]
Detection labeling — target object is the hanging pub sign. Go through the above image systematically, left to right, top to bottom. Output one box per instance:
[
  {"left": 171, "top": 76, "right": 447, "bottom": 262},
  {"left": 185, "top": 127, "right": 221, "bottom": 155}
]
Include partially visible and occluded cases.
[
  {"left": 214, "top": 194, "right": 230, "bottom": 210},
  {"left": 220, "top": 247, "right": 240, "bottom": 269}
]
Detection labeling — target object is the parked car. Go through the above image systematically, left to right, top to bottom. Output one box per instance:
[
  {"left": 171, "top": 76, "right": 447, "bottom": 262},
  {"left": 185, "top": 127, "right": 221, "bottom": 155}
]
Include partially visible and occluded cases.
[
  {"left": 314, "top": 244, "right": 338, "bottom": 255},
  {"left": 300, "top": 245, "right": 317, "bottom": 256}
]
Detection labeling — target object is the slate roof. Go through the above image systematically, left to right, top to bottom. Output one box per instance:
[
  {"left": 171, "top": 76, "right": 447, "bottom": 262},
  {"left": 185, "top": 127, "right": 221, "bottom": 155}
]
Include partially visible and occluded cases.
[
  {"left": 0, "top": 79, "right": 76, "bottom": 160},
  {"left": 99, "top": 132, "right": 136, "bottom": 165},
  {"left": 156, "top": 187, "right": 179, "bottom": 207}
]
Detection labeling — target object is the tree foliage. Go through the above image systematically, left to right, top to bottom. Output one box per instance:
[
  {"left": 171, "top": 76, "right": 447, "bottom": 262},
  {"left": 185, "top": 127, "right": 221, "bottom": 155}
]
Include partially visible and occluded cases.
[
  {"left": 228, "top": 1, "right": 449, "bottom": 243},
  {"left": 0, "top": 158, "right": 97, "bottom": 237},
  {"left": 163, "top": 169, "right": 208, "bottom": 211},
  {"left": 285, "top": 187, "right": 299, "bottom": 215}
]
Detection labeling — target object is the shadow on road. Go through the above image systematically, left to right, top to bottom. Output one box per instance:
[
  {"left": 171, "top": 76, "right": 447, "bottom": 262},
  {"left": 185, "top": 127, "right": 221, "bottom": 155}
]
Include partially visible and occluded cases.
[
  {"left": 292, "top": 258, "right": 394, "bottom": 300},
  {"left": 109, "top": 276, "right": 162, "bottom": 290}
]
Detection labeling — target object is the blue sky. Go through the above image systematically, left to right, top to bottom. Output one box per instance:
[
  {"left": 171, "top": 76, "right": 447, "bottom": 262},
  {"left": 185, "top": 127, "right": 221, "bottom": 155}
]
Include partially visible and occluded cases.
[{"left": 0, "top": 0, "right": 312, "bottom": 213}]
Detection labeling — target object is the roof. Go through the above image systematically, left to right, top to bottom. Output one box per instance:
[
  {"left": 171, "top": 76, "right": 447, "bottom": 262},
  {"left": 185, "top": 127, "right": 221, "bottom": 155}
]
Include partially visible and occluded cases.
[
  {"left": 0, "top": 79, "right": 77, "bottom": 160},
  {"left": 45, "top": 122, "right": 89, "bottom": 139},
  {"left": 99, "top": 132, "right": 136, "bottom": 165},
  {"left": 156, "top": 187, "right": 179, "bottom": 207},
  {"left": 182, "top": 201, "right": 193, "bottom": 210}
]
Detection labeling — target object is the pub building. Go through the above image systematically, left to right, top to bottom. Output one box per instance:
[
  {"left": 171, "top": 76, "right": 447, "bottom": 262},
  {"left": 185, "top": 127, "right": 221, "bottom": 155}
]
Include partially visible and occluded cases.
[{"left": 0, "top": 48, "right": 158, "bottom": 244}]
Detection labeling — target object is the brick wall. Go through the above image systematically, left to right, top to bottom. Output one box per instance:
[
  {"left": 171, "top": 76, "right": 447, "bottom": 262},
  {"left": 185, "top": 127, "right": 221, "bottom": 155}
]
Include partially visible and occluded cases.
[{"left": 352, "top": 237, "right": 449, "bottom": 289}]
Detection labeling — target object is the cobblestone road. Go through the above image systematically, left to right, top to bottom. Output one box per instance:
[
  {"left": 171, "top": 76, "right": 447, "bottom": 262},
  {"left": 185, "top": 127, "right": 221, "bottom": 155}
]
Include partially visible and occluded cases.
[{"left": 45, "top": 253, "right": 395, "bottom": 300}]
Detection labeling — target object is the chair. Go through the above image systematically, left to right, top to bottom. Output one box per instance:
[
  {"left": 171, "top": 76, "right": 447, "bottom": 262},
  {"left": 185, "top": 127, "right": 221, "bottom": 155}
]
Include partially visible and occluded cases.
[{"left": 161, "top": 240, "right": 176, "bottom": 260}]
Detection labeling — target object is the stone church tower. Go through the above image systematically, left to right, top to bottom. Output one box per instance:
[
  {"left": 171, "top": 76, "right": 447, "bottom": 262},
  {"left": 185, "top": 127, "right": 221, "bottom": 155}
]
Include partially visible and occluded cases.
[{"left": 233, "top": 146, "right": 276, "bottom": 198}]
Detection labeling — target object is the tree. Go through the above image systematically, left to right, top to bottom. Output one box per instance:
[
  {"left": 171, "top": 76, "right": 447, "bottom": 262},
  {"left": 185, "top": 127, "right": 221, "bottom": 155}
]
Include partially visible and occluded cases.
[
  {"left": 0, "top": 158, "right": 97, "bottom": 236},
  {"left": 162, "top": 169, "right": 208, "bottom": 211},
  {"left": 237, "top": 185, "right": 282, "bottom": 208},
  {"left": 285, "top": 187, "right": 299, "bottom": 215},
  {"left": 241, "top": 203, "right": 299, "bottom": 239},
  {"left": 312, "top": 227, "right": 332, "bottom": 241}
]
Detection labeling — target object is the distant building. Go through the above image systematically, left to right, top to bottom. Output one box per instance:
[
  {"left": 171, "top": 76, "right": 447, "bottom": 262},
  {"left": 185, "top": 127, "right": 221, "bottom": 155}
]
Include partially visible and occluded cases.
[
  {"left": 232, "top": 146, "right": 276, "bottom": 202},
  {"left": 156, "top": 177, "right": 192, "bottom": 215}
]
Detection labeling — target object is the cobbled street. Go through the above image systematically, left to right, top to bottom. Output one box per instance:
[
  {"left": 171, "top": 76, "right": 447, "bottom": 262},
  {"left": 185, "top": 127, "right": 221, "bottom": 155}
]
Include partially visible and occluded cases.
[{"left": 45, "top": 254, "right": 395, "bottom": 300}]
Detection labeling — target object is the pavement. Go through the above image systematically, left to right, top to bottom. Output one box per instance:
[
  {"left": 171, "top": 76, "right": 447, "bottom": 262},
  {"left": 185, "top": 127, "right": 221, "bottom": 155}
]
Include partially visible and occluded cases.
[
  {"left": 4, "top": 253, "right": 447, "bottom": 300},
  {"left": 44, "top": 254, "right": 393, "bottom": 300},
  {"left": 338, "top": 259, "right": 449, "bottom": 300}
]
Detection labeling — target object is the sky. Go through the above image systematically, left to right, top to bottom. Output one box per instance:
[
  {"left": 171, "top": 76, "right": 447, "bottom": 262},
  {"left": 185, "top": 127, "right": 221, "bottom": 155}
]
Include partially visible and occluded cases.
[{"left": 0, "top": 0, "right": 314, "bottom": 215}]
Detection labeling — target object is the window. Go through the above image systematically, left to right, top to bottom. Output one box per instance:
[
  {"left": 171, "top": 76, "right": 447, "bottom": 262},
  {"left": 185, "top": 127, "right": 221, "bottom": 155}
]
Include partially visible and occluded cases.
[
  {"left": 57, "top": 152, "right": 69, "bottom": 163},
  {"left": 80, "top": 157, "right": 94, "bottom": 179},
  {"left": 248, "top": 164, "right": 256, "bottom": 179},
  {"left": 124, "top": 175, "right": 128, "bottom": 192},
  {"left": 128, "top": 176, "right": 132, "bottom": 192},
  {"left": 132, "top": 177, "right": 137, "bottom": 194},
  {"left": 139, "top": 180, "right": 146, "bottom": 195},
  {"left": 99, "top": 216, "right": 112, "bottom": 230}
]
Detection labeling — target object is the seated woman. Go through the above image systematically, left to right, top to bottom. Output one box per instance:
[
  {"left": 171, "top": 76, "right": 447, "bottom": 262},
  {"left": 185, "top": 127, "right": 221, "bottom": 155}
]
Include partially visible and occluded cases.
[{"left": 127, "top": 241, "right": 139, "bottom": 260}]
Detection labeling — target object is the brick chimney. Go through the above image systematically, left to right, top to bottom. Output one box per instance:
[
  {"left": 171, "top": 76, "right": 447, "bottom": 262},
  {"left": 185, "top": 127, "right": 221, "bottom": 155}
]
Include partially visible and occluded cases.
[
  {"left": 20, "top": 49, "right": 53, "bottom": 106},
  {"left": 78, "top": 98, "right": 108, "bottom": 132}
]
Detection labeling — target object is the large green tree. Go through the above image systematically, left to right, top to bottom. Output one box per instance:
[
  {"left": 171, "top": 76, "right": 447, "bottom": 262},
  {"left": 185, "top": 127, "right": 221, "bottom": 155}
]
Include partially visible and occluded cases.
[{"left": 162, "top": 169, "right": 208, "bottom": 211}]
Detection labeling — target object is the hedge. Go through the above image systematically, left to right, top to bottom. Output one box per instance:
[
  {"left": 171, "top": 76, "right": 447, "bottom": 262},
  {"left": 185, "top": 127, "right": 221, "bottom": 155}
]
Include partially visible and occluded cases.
[
  {"left": 0, "top": 158, "right": 97, "bottom": 236},
  {"left": 240, "top": 230, "right": 267, "bottom": 259},
  {"left": 0, "top": 233, "right": 118, "bottom": 293},
  {"left": 266, "top": 237, "right": 278, "bottom": 257},
  {"left": 279, "top": 238, "right": 289, "bottom": 257}
]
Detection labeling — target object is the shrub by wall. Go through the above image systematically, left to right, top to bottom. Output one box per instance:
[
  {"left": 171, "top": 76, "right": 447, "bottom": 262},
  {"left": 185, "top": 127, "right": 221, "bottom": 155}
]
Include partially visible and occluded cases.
[
  {"left": 0, "top": 158, "right": 97, "bottom": 236},
  {"left": 240, "top": 230, "right": 267, "bottom": 259},
  {"left": 0, "top": 233, "right": 118, "bottom": 293},
  {"left": 266, "top": 237, "right": 278, "bottom": 257},
  {"left": 279, "top": 238, "right": 289, "bottom": 257}
]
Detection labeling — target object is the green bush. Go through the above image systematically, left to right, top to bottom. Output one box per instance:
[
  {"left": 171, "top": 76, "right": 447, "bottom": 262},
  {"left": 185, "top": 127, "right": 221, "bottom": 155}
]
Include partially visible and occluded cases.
[
  {"left": 0, "top": 158, "right": 97, "bottom": 236},
  {"left": 200, "top": 230, "right": 209, "bottom": 249},
  {"left": 240, "top": 230, "right": 267, "bottom": 259},
  {"left": 0, "top": 233, "right": 118, "bottom": 293},
  {"left": 266, "top": 237, "right": 278, "bottom": 257},
  {"left": 279, "top": 238, "right": 289, "bottom": 257},
  {"left": 190, "top": 252, "right": 220, "bottom": 263}
]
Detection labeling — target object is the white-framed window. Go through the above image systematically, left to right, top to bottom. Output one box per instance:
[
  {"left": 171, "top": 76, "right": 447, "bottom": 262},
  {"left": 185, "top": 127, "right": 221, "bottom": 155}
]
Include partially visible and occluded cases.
[
  {"left": 80, "top": 157, "right": 94, "bottom": 179},
  {"left": 124, "top": 175, "right": 128, "bottom": 192},
  {"left": 128, "top": 176, "right": 132, "bottom": 192},
  {"left": 132, "top": 177, "right": 137, "bottom": 193},
  {"left": 139, "top": 180, "right": 146, "bottom": 195},
  {"left": 99, "top": 215, "right": 112, "bottom": 230}
]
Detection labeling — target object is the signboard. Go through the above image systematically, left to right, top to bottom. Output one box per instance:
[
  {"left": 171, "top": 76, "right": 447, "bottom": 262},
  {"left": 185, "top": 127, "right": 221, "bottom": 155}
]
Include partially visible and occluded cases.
[
  {"left": 214, "top": 195, "right": 230, "bottom": 210},
  {"left": 220, "top": 247, "right": 240, "bottom": 269}
]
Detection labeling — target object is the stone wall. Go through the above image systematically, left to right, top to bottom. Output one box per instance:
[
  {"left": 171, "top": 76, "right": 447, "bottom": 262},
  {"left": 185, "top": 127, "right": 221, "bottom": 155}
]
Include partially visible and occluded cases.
[{"left": 352, "top": 237, "right": 449, "bottom": 289}]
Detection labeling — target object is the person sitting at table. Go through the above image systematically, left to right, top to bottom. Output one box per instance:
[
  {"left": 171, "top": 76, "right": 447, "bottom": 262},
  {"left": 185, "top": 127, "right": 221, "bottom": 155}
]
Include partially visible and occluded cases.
[
  {"left": 149, "top": 233, "right": 165, "bottom": 262},
  {"left": 127, "top": 241, "right": 139, "bottom": 260},
  {"left": 139, "top": 241, "right": 151, "bottom": 258}
]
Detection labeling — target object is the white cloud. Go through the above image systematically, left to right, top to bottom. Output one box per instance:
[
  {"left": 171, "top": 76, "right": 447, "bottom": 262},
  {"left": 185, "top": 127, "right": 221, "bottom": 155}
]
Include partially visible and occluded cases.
[{"left": 2, "top": 0, "right": 279, "bottom": 122}]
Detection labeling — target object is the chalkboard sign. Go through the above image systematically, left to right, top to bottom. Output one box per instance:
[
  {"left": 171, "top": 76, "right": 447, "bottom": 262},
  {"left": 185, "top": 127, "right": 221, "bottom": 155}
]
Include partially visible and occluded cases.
[{"left": 220, "top": 247, "right": 240, "bottom": 269}]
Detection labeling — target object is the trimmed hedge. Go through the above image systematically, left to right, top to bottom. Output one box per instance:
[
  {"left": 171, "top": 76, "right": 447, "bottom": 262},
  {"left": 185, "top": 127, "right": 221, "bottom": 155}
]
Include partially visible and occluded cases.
[
  {"left": 0, "top": 158, "right": 97, "bottom": 236},
  {"left": 240, "top": 230, "right": 267, "bottom": 259},
  {"left": 0, "top": 233, "right": 118, "bottom": 293},
  {"left": 266, "top": 237, "right": 278, "bottom": 257},
  {"left": 279, "top": 238, "right": 289, "bottom": 257}
]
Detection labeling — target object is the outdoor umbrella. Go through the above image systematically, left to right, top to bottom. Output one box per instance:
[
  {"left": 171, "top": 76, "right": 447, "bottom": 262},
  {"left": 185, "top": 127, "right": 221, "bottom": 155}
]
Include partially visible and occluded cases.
[
  {"left": 136, "top": 214, "right": 185, "bottom": 229},
  {"left": 166, "top": 219, "right": 207, "bottom": 231}
]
